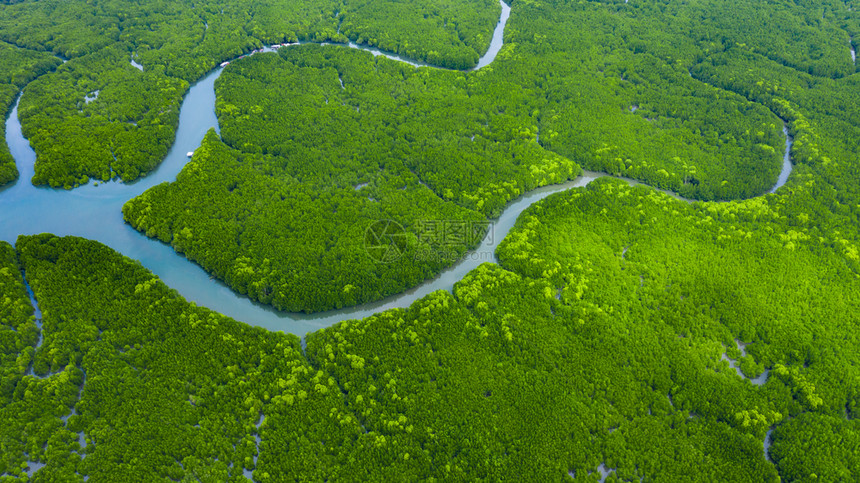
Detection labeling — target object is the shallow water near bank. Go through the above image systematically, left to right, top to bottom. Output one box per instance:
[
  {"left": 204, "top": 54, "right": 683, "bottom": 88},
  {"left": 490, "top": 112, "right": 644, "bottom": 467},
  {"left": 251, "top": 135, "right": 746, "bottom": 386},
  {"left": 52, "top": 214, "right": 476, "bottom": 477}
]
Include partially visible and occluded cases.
[
  {"left": 0, "top": 0, "right": 790, "bottom": 337},
  {"left": 851, "top": 36, "right": 856, "bottom": 65},
  {"left": 769, "top": 126, "right": 793, "bottom": 194},
  {"left": 720, "top": 339, "right": 769, "bottom": 385},
  {"left": 763, "top": 427, "right": 774, "bottom": 462}
]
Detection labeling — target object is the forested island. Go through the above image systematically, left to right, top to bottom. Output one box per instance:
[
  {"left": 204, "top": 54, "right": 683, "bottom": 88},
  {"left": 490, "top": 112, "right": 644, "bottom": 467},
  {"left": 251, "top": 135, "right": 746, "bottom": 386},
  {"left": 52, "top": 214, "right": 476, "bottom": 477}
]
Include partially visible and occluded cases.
[{"left": 2, "top": 0, "right": 860, "bottom": 480}]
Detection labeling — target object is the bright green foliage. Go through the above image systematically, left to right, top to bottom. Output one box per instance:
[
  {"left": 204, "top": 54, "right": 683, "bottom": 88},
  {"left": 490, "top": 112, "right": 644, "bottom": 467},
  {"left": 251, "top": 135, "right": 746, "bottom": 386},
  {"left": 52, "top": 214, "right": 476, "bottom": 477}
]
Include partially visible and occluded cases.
[
  {"left": 0, "top": 41, "right": 62, "bottom": 186},
  {"left": 8, "top": 175, "right": 860, "bottom": 480},
  {"left": 494, "top": 177, "right": 860, "bottom": 477},
  {"left": 499, "top": 177, "right": 860, "bottom": 410},
  {"left": 302, "top": 179, "right": 860, "bottom": 481},
  {"left": 12, "top": 234, "right": 367, "bottom": 481},
  {"left": 0, "top": 235, "right": 790, "bottom": 480},
  {"left": 0, "top": 240, "right": 85, "bottom": 480},
  {"left": 0, "top": 241, "right": 35, "bottom": 401},
  {"left": 306, "top": 264, "right": 780, "bottom": 481},
  {"left": 770, "top": 413, "right": 860, "bottom": 481}
]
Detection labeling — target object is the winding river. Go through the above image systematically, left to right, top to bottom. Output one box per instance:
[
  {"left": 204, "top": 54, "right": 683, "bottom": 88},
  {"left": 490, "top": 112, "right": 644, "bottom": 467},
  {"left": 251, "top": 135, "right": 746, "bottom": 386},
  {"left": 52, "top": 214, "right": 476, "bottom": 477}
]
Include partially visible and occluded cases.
[{"left": 0, "top": 0, "right": 791, "bottom": 338}]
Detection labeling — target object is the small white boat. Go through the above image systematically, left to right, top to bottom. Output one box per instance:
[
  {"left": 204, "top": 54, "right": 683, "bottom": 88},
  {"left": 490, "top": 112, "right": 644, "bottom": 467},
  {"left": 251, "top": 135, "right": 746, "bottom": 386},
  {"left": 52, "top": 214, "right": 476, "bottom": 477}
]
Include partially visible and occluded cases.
[
  {"left": 220, "top": 61, "right": 230, "bottom": 67},
  {"left": 186, "top": 152, "right": 194, "bottom": 157}
]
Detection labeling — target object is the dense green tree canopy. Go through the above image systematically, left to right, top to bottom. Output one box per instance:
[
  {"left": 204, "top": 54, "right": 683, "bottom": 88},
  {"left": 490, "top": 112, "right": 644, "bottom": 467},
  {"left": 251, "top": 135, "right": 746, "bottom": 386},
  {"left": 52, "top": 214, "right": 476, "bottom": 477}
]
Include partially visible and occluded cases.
[
  {"left": 0, "top": 0, "right": 501, "bottom": 187},
  {"left": 3, "top": 0, "right": 860, "bottom": 480},
  {"left": 124, "top": 20, "right": 796, "bottom": 312},
  {"left": 0, "top": 42, "right": 61, "bottom": 186},
  {"left": 123, "top": 45, "right": 583, "bottom": 312},
  {"left": 124, "top": 128, "right": 489, "bottom": 313},
  {"left": 9, "top": 179, "right": 860, "bottom": 480}
]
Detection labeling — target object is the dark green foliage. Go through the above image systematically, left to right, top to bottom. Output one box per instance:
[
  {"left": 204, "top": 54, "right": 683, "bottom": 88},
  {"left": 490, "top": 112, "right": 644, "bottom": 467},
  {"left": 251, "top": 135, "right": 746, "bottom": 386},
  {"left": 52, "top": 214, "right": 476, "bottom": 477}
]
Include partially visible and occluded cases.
[
  {"left": 0, "top": 0, "right": 499, "bottom": 186},
  {"left": 121, "top": 0, "right": 821, "bottom": 312},
  {"left": 337, "top": 0, "right": 501, "bottom": 69},
  {"left": 494, "top": 0, "right": 790, "bottom": 200},
  {"left": 570, "top": 0, "right": 858, "bottom": 78},
  {"left": 684, "top": 0, "right": 859, "bottom": 78},
  {"left": 125, "top": 30, "right": 790, "bottom": 312},
  {"left": 0, "top": 41, "right": 62, "bottom": 186},
  {"left": 0, "top": 42, "right": 61, "bottom": 87},
  {"left": 18, "top": 44, "right": 188, "bottom": 188},
  {"left": 691, "top": 45, "right": 860, "bottom": 208},
  {"left": 123, "top": 46, "right": 580, "bottom": 312},
  {"left": 219, "top": 46, "right": 579, "bottom": 217},
  {"left": 536, "top": 51, "right": 785, "bottom": 200},
  {"left": 0, "top": 83, "right": 19, "bottom": 186},
  {"left": 124, "top": 129, "right": 485, "bottom": 313}
]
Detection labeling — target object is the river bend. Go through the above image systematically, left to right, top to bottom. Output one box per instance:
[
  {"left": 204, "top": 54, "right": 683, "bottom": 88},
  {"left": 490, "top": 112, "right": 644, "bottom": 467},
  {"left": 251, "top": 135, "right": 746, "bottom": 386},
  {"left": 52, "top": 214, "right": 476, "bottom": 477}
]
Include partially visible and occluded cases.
[{"left": 0, "top": 0, "right": 792, "bottom": 336}]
